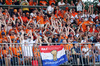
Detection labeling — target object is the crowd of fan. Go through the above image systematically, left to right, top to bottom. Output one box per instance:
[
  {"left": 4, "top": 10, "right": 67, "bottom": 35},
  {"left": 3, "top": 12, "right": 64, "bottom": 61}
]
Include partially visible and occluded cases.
[{"left": 0, "top": 0, "right": 100, "bottom": 66}]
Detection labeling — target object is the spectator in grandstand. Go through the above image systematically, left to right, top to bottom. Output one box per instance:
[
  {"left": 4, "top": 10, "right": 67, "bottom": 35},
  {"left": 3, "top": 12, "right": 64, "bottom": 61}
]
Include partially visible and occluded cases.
[
  {"left": 0, "top": 0, "right": 4, "bottom": 5},
  {"left": 5, "top": 0, "right": 12, "bottom": 5},
  {"left": 13, "top": 0, "right": 21, "bottom": 5},
  {"left": 29, "top": 0, "right": 38, "bottom": 6},
  {"left": 39, "top": 0, "right": 47, "bottom": 6},
  {"left": 49, "top": 0, "right": 57, "bottom": 5},
  {"left": 58, "top": 0, "right": 65, "bottom": 6},
  {"left": 65, "top": 0, "right": 70, "bottom": 6},
  {"left": 70, "top": 0, "right": 75, "bottom": 6},
  {"left": 97, "top": 0, "right": 100, "bottom": 13},
  {"left": 46, "top": 3, "right": 55, "bottom": 17},
  {"left": 21, "top": 33, "right": 34, "bottom": 65},
  {"left": 95, "top": 39, "right": 100, "bottom": 62},
  {"left": 2, "top": 40, "right": 12, "bottom": 66},
  {"left": 12, "top": 43, "right": 22, "bottom": 65},
  {"left": 71, "top": 44, "right": 80, "bottom": 65},
  {"left": 82, "top": 44, "right": 90, "bottom": 65}
]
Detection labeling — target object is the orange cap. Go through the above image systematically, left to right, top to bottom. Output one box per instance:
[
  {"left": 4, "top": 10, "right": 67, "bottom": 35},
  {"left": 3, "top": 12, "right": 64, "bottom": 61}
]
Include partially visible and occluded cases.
[
  {"left": 65, "top": 7, "right": 69, "bottom": 10},
  {"left": 14, "top": 9, "right": 17, "bottom": 12},
  {"left": 84, "top": 10, "right": 87, "bottom": 12},
  {"left": 26, "top": 12, "right": 29, "bottom": 15}
]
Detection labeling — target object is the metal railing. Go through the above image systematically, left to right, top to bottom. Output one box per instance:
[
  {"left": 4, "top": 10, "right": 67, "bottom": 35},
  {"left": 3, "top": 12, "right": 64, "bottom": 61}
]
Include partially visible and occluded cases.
[
  {"left": 0, "top": 5, "right": 76, "bottom": 9},
  {"left": 0, "top": 43, "right": 100, "bottom": 66}
]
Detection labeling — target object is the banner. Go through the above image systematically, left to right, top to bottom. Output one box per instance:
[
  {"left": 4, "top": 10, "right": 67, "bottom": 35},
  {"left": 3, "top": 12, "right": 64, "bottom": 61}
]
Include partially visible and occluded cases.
[{"left": 40, "top": 45, "right": 68, "bottom": 66}]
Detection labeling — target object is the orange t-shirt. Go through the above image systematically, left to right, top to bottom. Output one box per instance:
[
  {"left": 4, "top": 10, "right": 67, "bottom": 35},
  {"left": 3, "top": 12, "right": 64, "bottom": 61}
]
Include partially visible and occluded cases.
[
  {"left": 6, "top": 0, "right": 12, "bottom": 5},
  {"left": 49, "top": 0, "right": 55, "bottom": 5},
  {"left": 29, "top": 1, "right": 34, "bottom": 6},
  {"left": 39, "top": 1, "right": 47, "bottom": 6},
  {"left": 72, "top": 12, "right": 78, "bottom": 17},
  {"left": 36, "top": 16, "right": 44, "bottom": 24},
  {"left": 77, "top": 21, "right": 82, "bottom": 26},
  {"left": 82, "top": 21, "right": 89, "bottom": 32},
  {"left": 9, "top": 29, "right": 17, "bottom": 35},
  {"left": 10, "top": 36, "right": 15, "bottom": 40},
  {"left": 61, "top": 44, "right": 73, "bottom": 50},
  {"left": 2, "top": 47, "right": 12, "bottom": 57},
  {"left": 12, "top": 47, "right": 22, "bottom": 57},
  {"left": 33, "top": 47, "right": 40, "bottom": 57}
]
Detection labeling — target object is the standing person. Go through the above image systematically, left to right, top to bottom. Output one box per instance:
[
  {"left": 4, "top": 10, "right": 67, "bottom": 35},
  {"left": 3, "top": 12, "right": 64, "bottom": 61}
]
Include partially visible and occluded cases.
[
  {"left": 76, "top": 0, "right": 85, "bottom": 11},
  {"left": 97, "top": 0, "right": 100, "bottom": 13},
  {"left": 46, "top": 3, "right": 55, "bottom": 17},
  {"left": 21, "top": 34, "right": 34, "bottom": 65},
  {"left": 95, "top": 39, "right": 100, "bottom": 62},
  {"left": 2, "top": 40, "right": 12, "bottom": 66},
  {"left": 71, "top": 44, "right": 80, "bottom": 65},
  {"left": 82, "top": 44, "right": 90, "bottom": 65}
]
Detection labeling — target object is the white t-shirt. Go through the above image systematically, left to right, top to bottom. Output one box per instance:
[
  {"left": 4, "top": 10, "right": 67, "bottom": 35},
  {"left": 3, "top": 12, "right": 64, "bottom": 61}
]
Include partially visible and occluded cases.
[
  {"left": 58, "top": 2, "right": 65, "bottom": 6},
  {"left": 77, "top": 2, "right": 82, "bottom": 11},
  {"left": 97, "top": 2, "right": 100, "bottom": 6},
  {"left": 46, "top": 6, "right": 54, "bottom": 14},
  {"left": 30, "top": 13, "right": 37, "bottom": 17},
  {"left": 91, "top": 14, "right": 98, "bottom": 18},
  {"left": 22, "top": 39, "right": 35, "bottom": 57},
  {"left": 95, "top": 42, "right": 100, "bottom": 50},
  {"left": 82, "top": 48, "right": 90, "bottom": 57}
]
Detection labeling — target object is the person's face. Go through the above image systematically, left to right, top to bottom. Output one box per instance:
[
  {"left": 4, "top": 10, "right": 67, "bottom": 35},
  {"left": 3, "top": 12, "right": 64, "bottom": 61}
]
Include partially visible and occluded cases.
[
  {"left": 61, "top": 0, "right": 63, "bottom": 2},
  {"left": 65, "top": 0, "right": 68, "bottom": 3},
  {"left": 71, "top": 1, "right": 73, "bottom": 4},
  {"left": 51, "top": 4, "right": 55, "bottom": 7},
  {"left": 5, "top": 9, "right": 8, "bottom": 12},
  {"left": 19, "top": 9, "right": 22, "bottom": 12},
  {"left": 72, "top": 9, "right": 75, "bottom": 13},
  {"left": 95, "top": 11, "right": 98, "bottom": 14},
  {"left": 22, "top": 13, "right": 25, "bottom": 17},
  {"left": 12, "top": 15, "right": 15, "bottom": 18},
  {"left": 30, "top": 15, "right": 32, "bottom": 19},
  {"left": 88, "top": 17, "right": 92, "bottom": 21},
  {"left": 81, "top": 18, "right": 84, "bottom": 22},
  {"left": 87, "top": 25, "right": 90, "bottom": 29},
  {"left": 13, "top": 27, "right": 16, "bottom": 30},
  {"left": 97, "top": 27, "right": 99, "bottom": 31},
  {"left": 1, "top": 28, "right": 4, "bottom": 31},
  {"left": 11, "top": 31, "right": 15, "bottom": 35},
  {"left": 2, "top": 34, "right": 5, "bottom": 38},
  {"left": 24, "top": 35, "right": 28, "bottom": 39},
  {"left": 48, "top": 38, "right": 52, "bottom": 42},
  {"left": 62, "top": 39, "right": 67, "bottom": 43},
  {"left": 75, "top": 44, "right": 78, "bottom": 48},
  {"left": 84, "top": 45, "right": 87, "bottom": 48}
]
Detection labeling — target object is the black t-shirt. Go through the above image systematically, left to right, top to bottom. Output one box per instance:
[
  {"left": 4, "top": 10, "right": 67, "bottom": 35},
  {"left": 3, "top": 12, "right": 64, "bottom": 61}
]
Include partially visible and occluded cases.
[{"left": 14, "top": 1, "right": 20, "bottom": 5}]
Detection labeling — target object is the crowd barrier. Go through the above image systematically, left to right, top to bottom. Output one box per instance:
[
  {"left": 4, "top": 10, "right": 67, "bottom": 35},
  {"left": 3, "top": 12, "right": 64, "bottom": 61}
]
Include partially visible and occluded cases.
[
  {"left": 0, "top": 5, "right": 76, "bottom": 10},
  {"left": 0, "top": 43, "right": 100, "bottom": 66}
]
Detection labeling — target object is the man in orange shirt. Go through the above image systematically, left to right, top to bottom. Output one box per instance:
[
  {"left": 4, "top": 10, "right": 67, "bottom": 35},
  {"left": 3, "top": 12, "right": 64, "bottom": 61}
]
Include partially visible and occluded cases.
[
  {"left": 6, "top": 0, "right": 12, "bottom": 5},
  {"left": 49, "top": 0, "right": 56, "bottom": 5},
  {"left": 72, "top": 8, "right": 78, "bottom": 17},
  {"left": 36, "top": 12, "right": 44, "bottom": 27}
]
